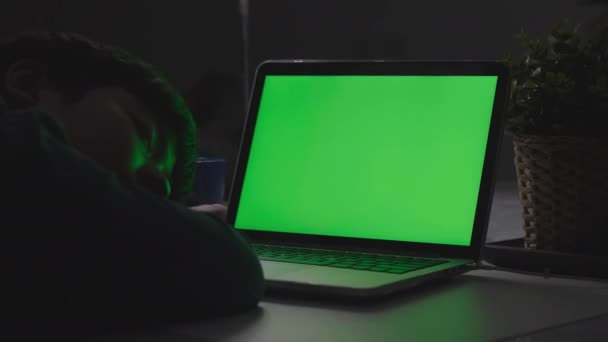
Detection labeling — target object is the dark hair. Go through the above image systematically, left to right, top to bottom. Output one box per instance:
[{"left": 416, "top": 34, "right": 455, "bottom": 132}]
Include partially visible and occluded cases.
[{"left": 0, "top": 32, "right": 197, "bottom": 200}]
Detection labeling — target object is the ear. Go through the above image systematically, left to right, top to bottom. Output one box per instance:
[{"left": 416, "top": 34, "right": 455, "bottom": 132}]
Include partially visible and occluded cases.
[{"left": 4, "top": 60, "right": 47, "bottom": 106}]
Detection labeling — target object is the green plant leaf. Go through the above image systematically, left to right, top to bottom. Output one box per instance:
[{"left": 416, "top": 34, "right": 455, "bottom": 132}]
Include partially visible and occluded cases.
[{"left": 503, "top": 19, "right": 608, "bottom": 136}]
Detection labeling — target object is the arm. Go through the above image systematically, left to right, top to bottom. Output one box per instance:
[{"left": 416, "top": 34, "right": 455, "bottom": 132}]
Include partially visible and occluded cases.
[{"left": 1, "top": 103, "right": 264, "bottom": 328}]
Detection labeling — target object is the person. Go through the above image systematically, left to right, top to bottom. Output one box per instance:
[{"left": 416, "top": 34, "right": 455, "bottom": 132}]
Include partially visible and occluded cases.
[{"left": 0, "top": 32, "right": 263, "bottom": 336}]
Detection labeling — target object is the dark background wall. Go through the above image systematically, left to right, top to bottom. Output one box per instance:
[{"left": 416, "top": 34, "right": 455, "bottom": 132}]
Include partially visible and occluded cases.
[
  {"left": 1, "top": 0, "right": 604, "bottom": 182},
  {"left": 1, "top": 1, "right": 243, "bottom": 91},
  {"left": 249, "top": 1, "right": 598, "bottom": 65}
]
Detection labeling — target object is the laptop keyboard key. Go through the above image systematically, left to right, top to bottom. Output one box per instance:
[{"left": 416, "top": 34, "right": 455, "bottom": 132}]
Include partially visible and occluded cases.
[
  {"left": 376, "top": 262, "right": 396, "bottom": 267},
  {"left": 352, "top": 265, "right": 372, "bottom": 270},
  {"left": 370, "top": 266, "right": 390, "bottom": 272},
  {"left": 387, "top": 269, "right": 409, "bottom": 274}
]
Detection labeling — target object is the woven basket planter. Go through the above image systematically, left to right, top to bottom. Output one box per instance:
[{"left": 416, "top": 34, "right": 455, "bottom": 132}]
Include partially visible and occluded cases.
[{"left": 513, "top": 135, "right": 608, "bottom": 255}]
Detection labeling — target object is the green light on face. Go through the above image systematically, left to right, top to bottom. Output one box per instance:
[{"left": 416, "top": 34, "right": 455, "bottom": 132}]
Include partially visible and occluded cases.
[{"left": 235, "top": 75, "right": 497, "bottom": 246}]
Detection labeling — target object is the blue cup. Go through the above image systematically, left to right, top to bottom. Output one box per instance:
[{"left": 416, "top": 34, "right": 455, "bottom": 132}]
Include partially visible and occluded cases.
[{"left": 193, "top": 157, "right": 225, "bottom": 204}]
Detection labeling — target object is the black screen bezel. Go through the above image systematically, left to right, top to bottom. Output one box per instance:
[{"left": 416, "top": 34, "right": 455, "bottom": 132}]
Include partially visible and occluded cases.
[{"left": 227, "top": 60, "right": 509, "bottom": 261}]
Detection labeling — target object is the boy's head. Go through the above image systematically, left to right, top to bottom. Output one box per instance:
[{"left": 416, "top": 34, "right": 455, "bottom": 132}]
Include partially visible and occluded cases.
[{"left": 0, "top": 32, "right": 196, "bottom": 200}]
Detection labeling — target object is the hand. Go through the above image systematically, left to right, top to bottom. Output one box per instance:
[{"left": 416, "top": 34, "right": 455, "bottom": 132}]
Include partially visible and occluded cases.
[{"left": 190, "top": 203, "right": 228, "bottom": 221}]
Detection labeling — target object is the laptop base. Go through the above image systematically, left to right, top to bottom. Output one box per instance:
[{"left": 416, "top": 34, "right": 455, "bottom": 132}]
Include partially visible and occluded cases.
[{"left": 262, "top": 262, "right": 472, "bottom": 299}]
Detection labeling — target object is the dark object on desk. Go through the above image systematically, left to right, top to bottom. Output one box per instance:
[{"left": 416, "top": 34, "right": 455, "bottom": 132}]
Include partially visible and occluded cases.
[
  {"left": 193, "top": 157, "right": 226, "bottom": 204},
  {"left": 483, "top": 238, "right": 608, "bottom": 279}
]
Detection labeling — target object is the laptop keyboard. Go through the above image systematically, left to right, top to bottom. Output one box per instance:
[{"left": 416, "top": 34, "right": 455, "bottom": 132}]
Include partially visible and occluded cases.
[{"left": 253, "top": 244, "right": 448, "bottom": 274}]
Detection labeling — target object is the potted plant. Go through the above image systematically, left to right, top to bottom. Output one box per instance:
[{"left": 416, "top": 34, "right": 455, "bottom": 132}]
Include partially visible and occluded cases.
[{"left": 503, "top": 20, "right": 608, "bottom": 255}]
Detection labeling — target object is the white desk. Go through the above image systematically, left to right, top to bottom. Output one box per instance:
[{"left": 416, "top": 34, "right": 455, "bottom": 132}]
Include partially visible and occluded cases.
[{"left": 99, "top": 183, "right": 608, "bottom": 341}]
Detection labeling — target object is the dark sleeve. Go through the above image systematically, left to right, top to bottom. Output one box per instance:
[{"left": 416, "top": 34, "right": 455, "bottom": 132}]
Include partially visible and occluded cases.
[{"left": 0, "top": 102, "right": 264, "bottom": 331}]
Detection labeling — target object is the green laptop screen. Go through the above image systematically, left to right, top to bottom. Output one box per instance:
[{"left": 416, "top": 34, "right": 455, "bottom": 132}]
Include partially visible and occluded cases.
[{"left": 234, "top": 75, "right": 497, "bottom": 246}]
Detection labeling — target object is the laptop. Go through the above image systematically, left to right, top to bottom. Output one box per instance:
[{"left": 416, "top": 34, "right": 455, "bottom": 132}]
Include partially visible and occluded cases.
[{"left": 227, "top": 60, "right": 509, "bottom": 297}]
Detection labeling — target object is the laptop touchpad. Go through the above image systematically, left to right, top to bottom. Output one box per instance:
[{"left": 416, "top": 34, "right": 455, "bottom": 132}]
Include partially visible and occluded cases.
[{"left": 261, "top": 260, "right": 311, "bottom": 278}]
